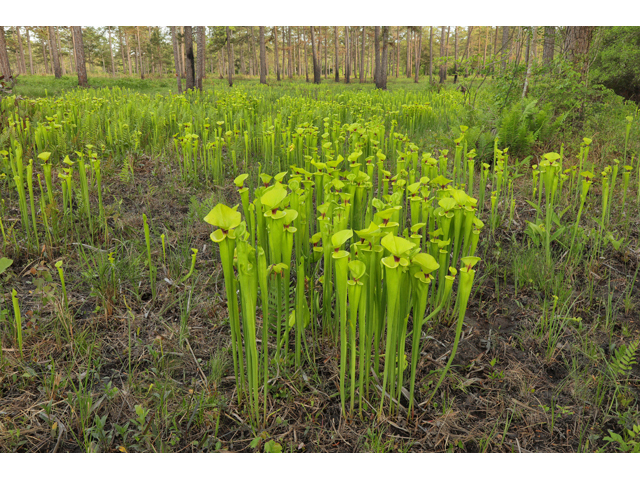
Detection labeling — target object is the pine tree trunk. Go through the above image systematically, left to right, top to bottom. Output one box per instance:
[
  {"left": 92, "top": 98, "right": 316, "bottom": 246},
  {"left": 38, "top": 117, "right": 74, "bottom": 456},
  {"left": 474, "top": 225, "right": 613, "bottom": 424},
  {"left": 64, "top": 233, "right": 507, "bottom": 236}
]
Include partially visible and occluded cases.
[
  {"left": 71, "top": 26, "right": 87, "bottom": 87},
  {"left": 183, "top": 26, "right": 195, "bottom": 90},
  {"left": 197, "top": 26, "right": 205, "bottom": 90},
  {"left": 259, "top": 26, "right": 267, "bottom": 84},
  {"left": 283, "top": 26, "right": 287, "bottom": 79},
  {"left": 310, "top": 26, "right": 321, "bottom": 84},
  {"left": 334, "top": 26, "right": 339, "bottom": 82},
  {"left": 344, "top": 26, "right": 350, "bottom": 83},
  {"left": 360, "top": 26, "right": 366, "bottom": 83},
  {"left": 374, "top": 26, "right": 381, "bottom": 87},
  {"left": 380, "top": 26, "right": 389, "bottom": 90},
  {"left": 429, "top": 26, "right": 433, "bottom": 83},
  {"left": 439, "top": 26, "right": 446, "bottom": 83},
  {"left": 453, "top": 26, "right": 458, "bottom": 83},
  {"left": 462, "top": 26, "right": 473, "bottom": 77},
  {"left": 483, "top": 26, "right": 489, "bottom": 69},
  {"left": 492, "top": 26, "right": 499, "bottom": 74},
  {"left": 501, "top": 26, "right": 510, "bottom": 72},
  {"left": 543, "top": 26, "right": 555, "bottom": 66},
  {"left": 564, "top": 26, "right": 595, "bottom": 79},
  {"left": 0, "top": 27, "right": 12, "bottom": 80},
  {"left": 16, "top": 27, "right": 26, "bottom": 74},
  {"left": 48, "top": 27, "right": 62, "bottom": 78},
  {"left": 70, "top": 27, "right": 77, "bottom": 73},
  {"left": 104, "top": 27, "right": 113, "bottom": 76},
  {"left": 136, "top": 27, "right": 144, "bottom": 79},
  {"left": 171, "top": 27, "right": 182, "bottom": 93},
  {"left": 226, "top": 27, "right": 234, "bottom": 87},
  {"left": 249, "top": 27, "right": 255, "bottom": 76},
  {"left": 274, "top": 27, "right": 280, "bottom": 81},
  {"left": 280, "top": 27, "right": 287, "bottom": 79},
  {"left": 288, "top": 27, "right": 292, "bottom": 78},
  {"left": 324, "top": 27, "right": 328, "bottom": 78},
  {"left": 353, "top": 27, "right": 358, "bottom": 80},
  {"left": 406, "top": 27, "right": 411, "bottom": 78},
  {"left": 414, "top": 27, "right": 422, "bottom": 83},
  {"left": 444, "top": 27, "right": 450, "bottom": 80},
  {"left": 523, "top": 27, "right": 536, "bottom": 98},
  {"left": 26, "top": 28, "right": 34, "bottom": 75},
  {"left": 56, "top": 28, "right": 66, "bottom": 76},
  {"left": 118, "top": 28, "right": 126, "bottom": 74},
  {"left": 156, "top": 28, "right": 163, "bottom": 76},
  {"left": 304, "top": 30, "right": 309, "bottom": 82},
  {"left": 126, "top": 32, "right": 133, "bottom": 74},
  {"left": 42, "top": 35, "right": 50, "bottom": 75}
]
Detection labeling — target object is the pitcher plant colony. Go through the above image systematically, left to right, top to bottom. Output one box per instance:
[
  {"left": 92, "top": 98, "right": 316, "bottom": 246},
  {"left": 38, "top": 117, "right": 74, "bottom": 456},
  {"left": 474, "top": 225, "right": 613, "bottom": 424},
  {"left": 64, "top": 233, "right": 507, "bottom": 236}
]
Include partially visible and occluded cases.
[{"left": 0, "top": 76, "right": 639, "bottom": 450}]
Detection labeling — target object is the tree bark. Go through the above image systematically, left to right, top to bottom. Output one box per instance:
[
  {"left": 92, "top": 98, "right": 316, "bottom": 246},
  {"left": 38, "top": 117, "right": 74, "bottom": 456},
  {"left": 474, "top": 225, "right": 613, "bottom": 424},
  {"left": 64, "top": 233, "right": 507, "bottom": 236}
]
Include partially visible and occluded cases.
[
  {"left": 48, "top": 26, "right": 62, "bottom": 78},
  {"left": 71, "top": 26, "right": 87, "bottom": 87},
  {"left": 136, "top": 26, "right": 144, "bottom": 79},
  {"left": 184, "top": 26, "right": 195, "bottom": 90},
  {"left": 197, "top": 26, "right": 205, "bottom": 90},
  {"left": 227, "top": 26, "right": 234, "bottom": 87},
  {"left": 249, "top": 26, "right": 255, "bottom": 76},
  {"left": 259, "top": 26, "right": 267, "bottom": 84},
  {"left": 283, "top": 26, "right": 287, "bottom": 79},
  {"left": 310, "top": 26, "right": 321, "bottom": 84},
  {"left": 334, "top": 26, "right": 339, "bottom": 82},
  {"left": 344, "top": 26, "right": 350, "bottom": 83},
  {"left": 360, "top": 26, "right": 366, "bottom": 83},
  {"left": 374, "top": 26, "right": 381, "bottom": 87},
  {"left": 380, "top": 26, "right": 389, "bottom": 89},
  {"left": 395, "top": 26, "right": 400, "bottom": 78},
  {"left": 439, "top": 26, "right": 446, "bottom": 83},
  {"left": 453, "top": 26, "right": 458, "bottom": 82},
  {"left": 483, "top": 26, "right": 489, "bottom": 68},
  {"left": 492, "top": 26, "right": 499, "bottom": 73},
  {"left": 501, "top": 26, "right": 510, "bottom": 72},
  {"left": 543, "top": 26, "right": 555, "bottom": 66},
  {"left": 564, "top": 26, "right": 595, "bottom": 78},
  {"left": 0, "top": 27, "right": 12, "bottom": 80},
  {"left": 15, "top": 27, "right": 26, "bottom": 74},
  {"left": 25, "top": 27, "right": 34, "bottom": 75},
  {"left": 70, "top": 27, "right": 77, "bottom": 73},
  {"left": 105, "top": 27, "right": 114, "bottom": 76},
  {"left": 171, "top": 27, "right": 182, "bottom": 93},
  {"left": 180, "top": 27, "right": 186, "bottom": 77},
  {"left": 274, "top": 27, "right": 280, "bottom": 81},
  {"left": 287, "top": 27, "right": 292, "bottom": 78},
  {"left": 324, "top": 27, "right": 328, "bottom": 78},
  {"left": 406, "top": 27, "right": 412, "bottom": 78},
  {"left": 415, "top": 27, "right": 422, "bottom": 83},
  {"left": 428, "top": 27, "right": 433, "bottom": 83},
  {"left": 523, "top": 27, "right": 536, "bottom": 98},
  {"left": 118, "top": 28, "right": 126, "bottom": 74},
  {"left": 303, "top": 29, "right": 309, "bottom": 82},
  {"left": 126, "top": 31, "right": 133, "bottom": 75},
  {"left": 42, "top": 34, "right": 50, "bottom": 75}
]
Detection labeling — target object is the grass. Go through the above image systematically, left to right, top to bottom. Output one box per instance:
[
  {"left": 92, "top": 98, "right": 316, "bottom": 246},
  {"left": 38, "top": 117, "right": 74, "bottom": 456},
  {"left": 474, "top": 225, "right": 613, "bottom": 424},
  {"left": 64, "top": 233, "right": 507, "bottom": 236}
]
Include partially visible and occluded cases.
[{"left": 1, "top": 73, "right": 639, "bottom": 452}]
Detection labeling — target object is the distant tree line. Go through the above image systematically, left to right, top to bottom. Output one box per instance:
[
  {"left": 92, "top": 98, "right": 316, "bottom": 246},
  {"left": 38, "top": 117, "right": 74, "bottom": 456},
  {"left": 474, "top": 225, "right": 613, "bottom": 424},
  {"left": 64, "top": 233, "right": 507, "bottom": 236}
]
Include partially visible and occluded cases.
[{"left": 0, "top": 26, "right": 602, "bottom": 91}]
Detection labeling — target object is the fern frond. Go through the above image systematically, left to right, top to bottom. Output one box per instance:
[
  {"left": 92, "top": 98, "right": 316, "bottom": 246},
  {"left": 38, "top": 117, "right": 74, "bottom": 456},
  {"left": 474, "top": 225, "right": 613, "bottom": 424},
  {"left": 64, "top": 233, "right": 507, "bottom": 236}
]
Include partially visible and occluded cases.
[{"left": 609, "top": 339, "right": 639, "bottom": 377}]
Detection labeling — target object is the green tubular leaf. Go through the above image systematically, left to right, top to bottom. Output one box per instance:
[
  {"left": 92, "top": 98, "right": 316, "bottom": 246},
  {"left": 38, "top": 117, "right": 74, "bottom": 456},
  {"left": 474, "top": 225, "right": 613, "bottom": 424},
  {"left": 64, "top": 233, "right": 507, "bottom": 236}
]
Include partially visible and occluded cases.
[
  {"left": 260, "top": 184, "right": 288, "bottom": 211},
  {"left": 204, "top": 203, "right": 242, "bottom": 231},
  {"left": 331, "top": 229, "right": 353, "bottom": 249},
  {"left": 380, "top": 233, "right": 416, "bottom": 258}
]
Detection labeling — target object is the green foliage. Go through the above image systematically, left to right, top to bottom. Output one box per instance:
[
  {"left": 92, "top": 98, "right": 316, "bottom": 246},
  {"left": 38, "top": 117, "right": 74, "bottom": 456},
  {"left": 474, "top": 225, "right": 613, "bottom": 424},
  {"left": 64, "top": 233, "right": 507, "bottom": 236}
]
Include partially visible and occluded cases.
[
  {"left": 591, "top": 27, "right": 640, "bottom": 101},
  {"left": 497, "top": 99, "right": 565, "bottom": 155},
  {"left": 609, "top": 339, "right": 639, "bottom": 378},
  {"left": 601, "top": 424, "right": 640, "bottom": 453}
]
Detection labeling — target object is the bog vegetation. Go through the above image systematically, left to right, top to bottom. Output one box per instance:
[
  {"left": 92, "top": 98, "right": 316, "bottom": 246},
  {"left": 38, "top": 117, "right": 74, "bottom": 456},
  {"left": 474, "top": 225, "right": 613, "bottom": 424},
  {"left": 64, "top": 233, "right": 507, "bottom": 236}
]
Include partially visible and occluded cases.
[{"left": 1, "top": 26, "right": 640, "bottom": 453}]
